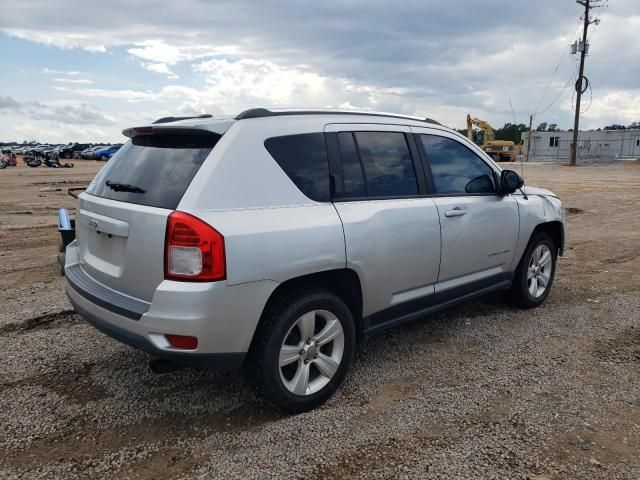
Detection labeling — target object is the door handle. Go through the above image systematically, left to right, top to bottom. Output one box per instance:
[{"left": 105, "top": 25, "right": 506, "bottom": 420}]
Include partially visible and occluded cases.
[{"left": 445, "top": 207, "right": 467, "bottom": 217}]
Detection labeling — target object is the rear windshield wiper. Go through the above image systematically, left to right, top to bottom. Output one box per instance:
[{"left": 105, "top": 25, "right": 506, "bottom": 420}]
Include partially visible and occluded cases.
[{"left": 105, "top": 180, "right": 146, "bottom": 194}]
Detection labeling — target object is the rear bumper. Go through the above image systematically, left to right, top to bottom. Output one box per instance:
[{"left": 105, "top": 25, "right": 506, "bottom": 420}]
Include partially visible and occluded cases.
[
  {"left": 64, "top": 242, "right": 278, "bottom": 367},
  {"left": 67, "top": 292, "right": 245, "bottom": 368}
]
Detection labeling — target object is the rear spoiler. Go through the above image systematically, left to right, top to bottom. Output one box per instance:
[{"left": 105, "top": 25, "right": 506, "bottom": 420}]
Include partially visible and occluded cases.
[
  {"left": 122, "top": 122, "right": 234, "bottom": 139},
  {"left": 122, "top": 126, "right": 219, "bottom": 138}
]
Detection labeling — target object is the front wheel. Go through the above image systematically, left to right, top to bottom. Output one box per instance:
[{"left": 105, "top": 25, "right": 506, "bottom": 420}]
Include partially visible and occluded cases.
[
  {"left": 510, "top": 232, "right": 557, "bottom": 308},
  {"left": 246, "top": 288, "right": 355, "bottom": 413}
]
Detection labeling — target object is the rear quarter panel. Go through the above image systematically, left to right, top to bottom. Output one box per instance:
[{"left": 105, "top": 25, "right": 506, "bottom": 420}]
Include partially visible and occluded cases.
[
  {"left": 179, "top": 117, "right": 347, "bottom": 286},
  {"left": 192, "top": 205, "right": 346, "bottom": 286}
]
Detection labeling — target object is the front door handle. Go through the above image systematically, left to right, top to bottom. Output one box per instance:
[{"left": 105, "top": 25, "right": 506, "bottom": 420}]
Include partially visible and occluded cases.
[{"left": 445, "top": 207, "right": 467, "bottom": 217}]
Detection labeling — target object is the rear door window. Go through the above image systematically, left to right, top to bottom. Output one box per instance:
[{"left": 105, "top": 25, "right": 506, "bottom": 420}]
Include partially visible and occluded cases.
[
  {"left": 86, "top": 132, "right": 219, "bottom": 209},
  {"left": 337, "top": 132, "right": 366, "bottom": 198},
  {"left": 353, "top": 132, "right": 418, "bottom": 197},
  {"left": 264, "top": 133, "right": 330, "bottom": 202}
]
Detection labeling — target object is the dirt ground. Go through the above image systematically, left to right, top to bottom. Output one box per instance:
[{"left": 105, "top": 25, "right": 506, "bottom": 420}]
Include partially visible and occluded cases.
[{"left": 0, "top": 158, "right": 639, "bottom": 479}]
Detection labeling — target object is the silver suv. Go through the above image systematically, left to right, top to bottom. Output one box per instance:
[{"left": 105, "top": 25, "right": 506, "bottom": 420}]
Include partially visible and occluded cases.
[{"left": 64, "top": 108, "right": 565, "bottom": 412}]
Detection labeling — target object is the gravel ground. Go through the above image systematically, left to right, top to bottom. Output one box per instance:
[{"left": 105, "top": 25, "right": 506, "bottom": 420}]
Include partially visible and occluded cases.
[{"left": 1, "top": 158, "right": 639, "bottom": 479}]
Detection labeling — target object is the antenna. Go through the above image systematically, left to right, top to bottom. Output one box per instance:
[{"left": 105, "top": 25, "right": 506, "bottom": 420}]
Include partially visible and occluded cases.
[{"left": 509, "top": 98, "right": 527, "bottom": 185}]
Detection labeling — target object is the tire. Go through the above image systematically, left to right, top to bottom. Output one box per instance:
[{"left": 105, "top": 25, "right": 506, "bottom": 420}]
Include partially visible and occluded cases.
[
  {"left": 101, "top": 155, "right": 108, "bottom": 161},
  {"left": 0, "top": 160, "right": 7, "bottom": 169},
  {"left": 510, "top": 232, "right": 557, "bottom": 308},
  {"left": 246, "top": 288, "right": 355, "bottom": 413}
]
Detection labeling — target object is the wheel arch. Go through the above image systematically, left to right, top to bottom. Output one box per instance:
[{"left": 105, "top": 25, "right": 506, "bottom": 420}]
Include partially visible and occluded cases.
[
  {"left": 531, "top": 220, "right": 564, "bottom": 256},
  {"left": 249, "top": 268, "right": 364, "bottom": 354}
]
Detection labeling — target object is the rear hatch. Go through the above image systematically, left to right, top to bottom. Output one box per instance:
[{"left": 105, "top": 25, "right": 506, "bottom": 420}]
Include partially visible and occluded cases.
[{"left": 76, "top": 128, "right": 222, "bottom": 302}]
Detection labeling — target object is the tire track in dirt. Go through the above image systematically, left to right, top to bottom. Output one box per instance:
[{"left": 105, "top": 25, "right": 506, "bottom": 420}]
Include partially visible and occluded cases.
[{"left": 0, "top": 309, "right": 78, "bottom": 335}]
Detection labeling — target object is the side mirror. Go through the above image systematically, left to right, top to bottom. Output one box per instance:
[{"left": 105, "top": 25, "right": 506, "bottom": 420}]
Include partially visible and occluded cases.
[{"left": 500, "top": 169, "right": 524, "bottom": 195}]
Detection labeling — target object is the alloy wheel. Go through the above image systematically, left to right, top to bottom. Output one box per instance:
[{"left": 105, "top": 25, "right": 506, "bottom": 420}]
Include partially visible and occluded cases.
[
  {"left": 527, "top": 244, "right": 552, "bottom": 298},
  {"left": 278, "top": 310, "right": 345, "bottom": 396}
]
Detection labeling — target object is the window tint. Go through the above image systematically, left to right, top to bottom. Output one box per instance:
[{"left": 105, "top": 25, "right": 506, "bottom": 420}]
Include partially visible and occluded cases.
[
  {"left": 337, "top": 132, "right": 366, "bottom": 198},
  {"left": 353, "top": 132, "right": 418, "bottom": 197},
  {"left": 86, "top": 133, "right": 219, "bottom": 209},
  {"left": 264, "top": 133, "right": 330, "bottom": 202},
  {"left": 420, "top": 135, "right": 497, "bottom": 195}
]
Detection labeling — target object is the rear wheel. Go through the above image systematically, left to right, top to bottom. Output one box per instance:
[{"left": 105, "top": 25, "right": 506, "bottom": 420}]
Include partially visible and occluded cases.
[
  {"left": 511, "top": 232, "right": 557, "bottom": 308},
  {"left": 246, "top": 288, "right": 355, "bottom": 413}
]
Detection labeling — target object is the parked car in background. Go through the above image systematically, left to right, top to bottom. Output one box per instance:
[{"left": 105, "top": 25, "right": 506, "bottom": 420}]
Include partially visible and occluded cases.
[
  {"left": 63, "top": 108, "right": 565, "bottom": 412},
  {"left": 58, "top": 143, "right": 92, "bottom": 159},
  {"left": 94, "top": 144, "right": 122, "bottom": 161},
  {"left": 42, "top": 145, "right": 63, "bottom": 159},
  {"left": 79, "top": 146, "right": 95, "bottom": 158},
  {"left": 83, "top": 146, "right": 105, "bottom": 160}
]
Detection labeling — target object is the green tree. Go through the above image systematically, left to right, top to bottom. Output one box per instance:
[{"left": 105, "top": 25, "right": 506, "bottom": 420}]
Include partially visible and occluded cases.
[
  {"left": 628, "top": 121, "right": 640, "bottom": 129},
  {"left": 494, "top": 122, "right": 529, "bottom": 143},
  {"left": 535, "top": 122, "right": 548, "bottom": 132},
  {"left": 547, "top": 123, "right": 559, "bottom": 132},
  {"left": 603, "top": 124, "right": 626, "bottom": 130}
]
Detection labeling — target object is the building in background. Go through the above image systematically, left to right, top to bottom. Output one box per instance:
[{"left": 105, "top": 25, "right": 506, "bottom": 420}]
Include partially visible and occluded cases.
[{"left": 521, "top": 129, "right": 640, "bottom": 160}]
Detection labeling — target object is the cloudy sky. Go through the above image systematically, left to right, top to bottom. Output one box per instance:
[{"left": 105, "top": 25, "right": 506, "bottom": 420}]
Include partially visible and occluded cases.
[{"left": 0, "top": 0, "right": 638, "bottom": 143}]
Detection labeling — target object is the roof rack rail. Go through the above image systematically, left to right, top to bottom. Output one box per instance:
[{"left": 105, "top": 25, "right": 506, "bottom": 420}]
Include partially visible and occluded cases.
[
  {"left": 234, "top": 107, "right": 441, "bottom": 125},
  {"left": 152, "top": 114, "right": 213, "bottom": 125}
]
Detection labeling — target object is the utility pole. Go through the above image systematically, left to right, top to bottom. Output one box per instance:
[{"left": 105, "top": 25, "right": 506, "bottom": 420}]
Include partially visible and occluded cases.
[
  {"left": 570, "top": 0, "right": 601, "bottom": 166},
  {"left": 525, "top": 114, "right": 533, "bottom": 162}
]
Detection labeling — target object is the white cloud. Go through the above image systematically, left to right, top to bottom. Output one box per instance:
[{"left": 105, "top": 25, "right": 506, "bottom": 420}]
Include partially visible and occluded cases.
[
  {"left": 2, "top": 0, "right": 639, "bottom": 141},
  {"left": 6, "top": 29, "right": 106, "bottom": 52},
  {"left": 126, "top": 40, "right": 239, "bottom": 78},
  {"left": 127, "top": 40, "right": 239, "bottom": 64},
  {"left": 143, "top": 63, "right": 179, "bottom": 79},
  {"left": 42, "top": 68, "right": 84, "bottom": 75},
  {"left": 53, "top": 77, "right": 93, "bottom": 84},
  {"left": 53, "top": 86, "right": 158, "bottom": 102},
  {"left": 574, "top": 90, "right": 640, "bottom": 126},
  {"left": 0, "top": 96, "right": 115, "bottom": 127}
]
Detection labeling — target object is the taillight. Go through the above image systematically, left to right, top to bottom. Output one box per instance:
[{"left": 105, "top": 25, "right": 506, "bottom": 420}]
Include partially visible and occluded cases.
[{"left": 164, "top": 211, "right": 225, "bottom": 281}]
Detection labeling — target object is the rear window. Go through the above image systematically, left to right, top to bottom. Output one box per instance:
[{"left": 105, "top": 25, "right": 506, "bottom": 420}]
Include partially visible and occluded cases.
[
  {"left": 86, "top": 132, "right": 219, "bottom": 209},
  {"left": 264, "top": 133, "right": 330, "bottom": 202}
]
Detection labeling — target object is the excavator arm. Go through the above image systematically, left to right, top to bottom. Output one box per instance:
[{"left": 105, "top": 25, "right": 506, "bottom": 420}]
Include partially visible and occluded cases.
[
  {"left": 465, "top": 113, "right": 517, "bottom": 162},
  {"left": 466, "top": 114, "right": 496, "bottom": 143}
]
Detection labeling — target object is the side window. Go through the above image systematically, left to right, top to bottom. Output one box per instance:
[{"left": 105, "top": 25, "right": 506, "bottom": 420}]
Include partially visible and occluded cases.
[
  {"left": 337, "top": 132, "right": 366, "bottom": 198},
  {"left": 353, "top": 132, "right": 418, "bottom": 197},
  {"left": 264, "top": 133, "right": 330, "bottom": 202},
  {"left": 420, "top": 135, "right": 497, "bottom": 195}
]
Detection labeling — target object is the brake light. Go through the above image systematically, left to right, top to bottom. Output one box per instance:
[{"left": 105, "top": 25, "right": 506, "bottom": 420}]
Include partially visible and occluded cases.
[{"left": 164, "top": 211, "right": 225, "bottom": 281}]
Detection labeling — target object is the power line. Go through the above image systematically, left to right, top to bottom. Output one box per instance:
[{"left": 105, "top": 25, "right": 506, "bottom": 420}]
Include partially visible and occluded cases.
[
  {"left": 532, "top": 18, "right": 583, "bottom": 114},
  {"left": 533, "top": 21, "right": 581, "bottom": 115},
  {"left": 535, "top": 66, "right": 579, "bottom": 116}
]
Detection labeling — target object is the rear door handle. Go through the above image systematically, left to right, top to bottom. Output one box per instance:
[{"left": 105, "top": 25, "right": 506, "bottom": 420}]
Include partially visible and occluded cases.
[{"left": 445, "top": 207, "right": 467, "bottom": 217}]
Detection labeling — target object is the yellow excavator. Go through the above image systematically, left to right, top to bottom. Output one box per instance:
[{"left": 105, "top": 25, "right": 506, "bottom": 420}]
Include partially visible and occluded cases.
[{"left": 466, "top": 114, "right": 518, "bottom": 162}]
